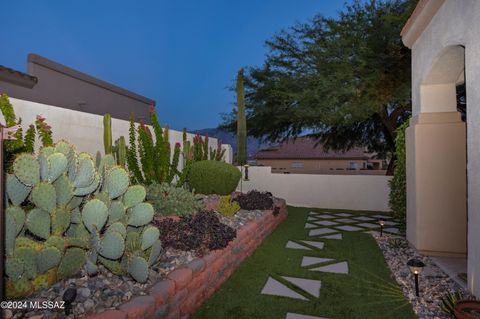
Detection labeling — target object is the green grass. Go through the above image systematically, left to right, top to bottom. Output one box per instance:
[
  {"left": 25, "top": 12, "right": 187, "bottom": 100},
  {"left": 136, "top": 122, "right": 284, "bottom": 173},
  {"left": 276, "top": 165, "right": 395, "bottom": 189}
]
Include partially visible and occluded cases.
[{"left": 192, "top": 206, "right": 417, "bottom": 319}]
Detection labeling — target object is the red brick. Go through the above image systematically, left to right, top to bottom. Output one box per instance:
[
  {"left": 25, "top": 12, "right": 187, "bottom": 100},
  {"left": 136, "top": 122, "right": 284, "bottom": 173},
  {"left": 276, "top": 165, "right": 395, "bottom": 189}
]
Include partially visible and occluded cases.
[
  {"left": 186, "top": 258, "right": 206, "bottom": 273},
  {"left": 167, "top": 267, "right": 193, "bottom": 290},
  {"left": 149, "top": 279, "right": 175, "bottom": 307},
  {"left": 171, "top": 288, "right": 188, "bottom": 306},
  {"left": 180, "top": 295, "right": 196, "bottom": 317},
  {"left": 118, "top": 296, "right": 155, "bottom": 319},
  {"left": 165, "top": 308, "right": 180, "bottom": 319},
  {"left": 88, "top": 310, "right": 127, "bottom": 319}
]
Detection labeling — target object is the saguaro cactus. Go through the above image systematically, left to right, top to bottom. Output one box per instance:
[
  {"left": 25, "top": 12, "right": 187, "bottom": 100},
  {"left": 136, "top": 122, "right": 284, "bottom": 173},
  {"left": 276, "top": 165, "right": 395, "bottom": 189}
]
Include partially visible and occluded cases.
[
  {"left": 236, "top": 68, "right": 247, "bottom": 165},
  {"left": 103, "top": 113, "right": 112, "bottom": 155}
]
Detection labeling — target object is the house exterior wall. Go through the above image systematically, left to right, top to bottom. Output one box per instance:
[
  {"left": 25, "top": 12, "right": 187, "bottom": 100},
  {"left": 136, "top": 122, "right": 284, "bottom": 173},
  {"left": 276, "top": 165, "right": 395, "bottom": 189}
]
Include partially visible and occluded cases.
[
  {"left": 407, "top": 0, "right": 480, "bottom": 296},
  {"left": 0, "top": 54, "right": 153, "bottom": 123},
  {"left": 5, "top": 97, "right": 232, "bottom": 165},
  {"left": 255, "top": 158, "right": 385, "bottom": 175},
  {"left": 237, "top": 166, "right": 391, "bottom": 211}
]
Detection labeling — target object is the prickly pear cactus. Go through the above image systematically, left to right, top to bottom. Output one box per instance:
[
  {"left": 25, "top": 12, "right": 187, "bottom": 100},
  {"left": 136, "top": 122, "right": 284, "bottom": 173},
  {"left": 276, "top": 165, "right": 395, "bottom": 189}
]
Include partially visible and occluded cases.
[{"left": 4, "top": 139, "right": 162, "bottom": 298}]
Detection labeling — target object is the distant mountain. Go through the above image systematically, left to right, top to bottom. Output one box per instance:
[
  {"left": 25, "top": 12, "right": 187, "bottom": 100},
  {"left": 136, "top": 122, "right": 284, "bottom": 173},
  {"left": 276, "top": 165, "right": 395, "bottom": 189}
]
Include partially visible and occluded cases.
[{"left": 192, "top": 128, "right": 269, "bottom": 159}]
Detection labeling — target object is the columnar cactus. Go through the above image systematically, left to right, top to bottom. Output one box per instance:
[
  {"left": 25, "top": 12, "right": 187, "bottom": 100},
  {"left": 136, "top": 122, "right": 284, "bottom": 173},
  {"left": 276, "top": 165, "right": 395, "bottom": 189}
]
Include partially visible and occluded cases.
[
  {"left": 236, "top": 68, "right": 247, "bottom": 165},
  {"left": 5, "top": 139, "right": 162, "bottom": 298}
]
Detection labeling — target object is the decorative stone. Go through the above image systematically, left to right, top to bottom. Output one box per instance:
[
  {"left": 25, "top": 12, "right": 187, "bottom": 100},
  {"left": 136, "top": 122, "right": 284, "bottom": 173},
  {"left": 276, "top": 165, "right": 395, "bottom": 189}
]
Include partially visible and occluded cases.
[
  {"left": 335, "top": 213, "right": 352, "bottom": 217},
  {"left": 316, "top": 214, "right": 335, "bottom": 219},
  {"left": 372, "top": 214, "right": 393, "bottom": 219},
  {"left": 354, "top": 216, "right": 376, "bottom": 221},
  {"left": 307, "top": 217, "right": 320, "bottom": 221},
  {"left": 335, "top": 218, "right": 356, "bottom": 223},
  {"left": 314, "top": 220, "right": 338, "bottom": 226},
  {"left": 304, "top": 223, "right": 319, "bottom": 229},
  {"left": 357, "top": 223, "right": 379, "bottom": 229},
  {"left": 336, "top": 225, "right": 363, "bottom": 231},
  {"left": 384, "top": 227, "right": 400, "bottom": 234},
  {"left": 309, "top": 228, "right": 336, "bottom": 236},
  {"left": 319, "top": 234, "right": 342, "bottom": 240},
  {"left": 286, "top": 241, "right": 311, "bottom": 250},
  {"left": 300, "top": 241, "right": 324, "bottom": 249},
  {"left": 301, "top": 256, "right": 333, "bottom": 267},
  {"left": 310, "top": 261, "right": 349, "bottom": 274},
  {"left": 281, "top": 276, "right": 321, "bottom": 297},
  {"left": 261, "top": 277, "right": 308, "bottom": 300},
  {"left": 286, "top": 313, "right": 330, "bottom": 319}
]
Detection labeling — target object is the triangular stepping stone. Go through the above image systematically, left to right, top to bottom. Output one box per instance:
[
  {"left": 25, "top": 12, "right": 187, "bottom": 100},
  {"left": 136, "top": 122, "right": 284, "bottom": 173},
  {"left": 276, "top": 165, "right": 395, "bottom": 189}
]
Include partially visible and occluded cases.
[
  {"left": 308, "top": 211, "right": 321, "bottom": 215},
  {"left": 336, "top": 213, "right": 352, "bottom": 217},
  {"left": 316, "top": 214, "right": 336, "bottom": 219},
  {"left": 372, "top": 214, "right": 392, "bottom": 219},
  {"left": 354, "top": 216, "right": 376, "bottom": 221},
  {"left": 307, "top": 217, "right": 320, "bottom": 221},
  {"left": 335, "top": 218, "right": 356, "bottom": 223},
  {"left": 314, "top": 220, "right": 338, "bottom": 226},
  {"left": 383, "top": 220, "right": 398, "bottom": 226},
  {"left": 305, "top": 223, "right": 319, "bottom": 229},
  {"left": 357, "top": 223, "right": 379, "bottom": 229},
  {"left": 336, "top": 225, "right": 363, "bottom": 231},
  {"left": 385, "top": 227, "right": 400, "bottom": 234},
  {"left": 309, "top": 228, "right": 336, "bottom": 236},
  {"left": 320, "top": 233, "right": 342, "bottom": 240},
  {"left": 286, "top": 241, "right": 311, "bottom": 250},
  {"left": 301, "top": 241, "right": 325, "bottom": 249},
  {"left": 301, "top": 256, "right": 333, "bottom": 267},
  {"left": 311, "top": 261, "right": 349, "bottom": 274},
  {"left": 281, "top": 276, "right": 321, "bottom": 297},
  {"left": 261, "top": 277, "right": 308, "bottom": 300},
  {"left": 286, "top": 313, "right": 331, "bottom": 319}
]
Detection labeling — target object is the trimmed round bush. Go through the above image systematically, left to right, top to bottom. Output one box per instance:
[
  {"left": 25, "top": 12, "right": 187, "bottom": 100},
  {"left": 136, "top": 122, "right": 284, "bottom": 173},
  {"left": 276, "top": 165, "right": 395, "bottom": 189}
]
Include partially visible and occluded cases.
[{"left": 189, "top": 160, "right": 241, "bottom": 195}]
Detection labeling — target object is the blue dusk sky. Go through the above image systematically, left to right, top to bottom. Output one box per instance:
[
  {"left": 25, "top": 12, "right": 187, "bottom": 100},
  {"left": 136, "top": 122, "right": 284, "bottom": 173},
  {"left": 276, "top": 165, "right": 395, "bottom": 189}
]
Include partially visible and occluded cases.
[{"left": 0, "top": 0, "right": 353, "bottom": 131}]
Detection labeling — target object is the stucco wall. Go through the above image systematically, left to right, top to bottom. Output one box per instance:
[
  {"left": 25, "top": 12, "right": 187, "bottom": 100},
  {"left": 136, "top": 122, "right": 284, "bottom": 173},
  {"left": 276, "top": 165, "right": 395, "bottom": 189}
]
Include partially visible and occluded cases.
[
  {"left": 409, "top": 0, "right": 480, "bottom": 295},
  {"left": 5, "top": 97, "right": 232, "bottom": 164},
  {"left": 237, "top": 166, "right": 391, "bottom": 212}
]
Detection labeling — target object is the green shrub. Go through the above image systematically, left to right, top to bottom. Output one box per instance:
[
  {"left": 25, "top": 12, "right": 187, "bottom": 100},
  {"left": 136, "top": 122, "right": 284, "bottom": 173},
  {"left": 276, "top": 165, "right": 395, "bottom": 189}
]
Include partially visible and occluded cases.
[
  {"left": 388, "top": 119, "right": 409, "bottom": 233},
  {"left": 189, "top": 160, "right": 241, "bottom": 195},
  {"left": 147, "top": 183, "right": 204, "bottom": 217},
  {"left": 216, "top": 196, "right": 240, "bottom": 217}
]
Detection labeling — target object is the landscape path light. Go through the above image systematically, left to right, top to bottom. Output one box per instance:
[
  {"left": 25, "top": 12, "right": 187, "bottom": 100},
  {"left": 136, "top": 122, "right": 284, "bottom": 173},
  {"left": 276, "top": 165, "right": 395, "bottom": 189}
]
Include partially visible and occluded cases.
[
  {"left": 244, "top": 164, "right": 249, "bottom": 181},
  {"left": 378, "top": 220, "right": 385, "bottom": 236},
  {"left": 407, "top": 258, "right": 425, "bottom": 297}
]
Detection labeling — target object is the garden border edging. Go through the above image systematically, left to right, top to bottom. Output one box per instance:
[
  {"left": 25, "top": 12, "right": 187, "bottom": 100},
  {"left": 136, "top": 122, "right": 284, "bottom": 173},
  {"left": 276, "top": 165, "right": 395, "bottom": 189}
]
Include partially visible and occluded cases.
[{"left": 87, "top": 199, "right": 288, "bottom": 319}]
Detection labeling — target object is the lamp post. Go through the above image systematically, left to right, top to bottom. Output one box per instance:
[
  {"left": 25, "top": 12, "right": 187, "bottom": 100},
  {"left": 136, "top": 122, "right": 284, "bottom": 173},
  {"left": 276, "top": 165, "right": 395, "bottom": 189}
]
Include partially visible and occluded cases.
[
  {"left": 379, "top": 220, "right": 385, "bottom": 237},
  {"left": 407, "top": 258, "right": 425, "bottom": 297}
]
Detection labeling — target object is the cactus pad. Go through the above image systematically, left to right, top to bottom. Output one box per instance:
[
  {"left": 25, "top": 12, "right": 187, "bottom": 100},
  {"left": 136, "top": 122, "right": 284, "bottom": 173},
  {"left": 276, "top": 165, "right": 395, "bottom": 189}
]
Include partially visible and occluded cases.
[
  {"left": 13, "top": 153, "right": 40, "bottom": 186},
  {"left": 46, "top": 153, "right": 68, "bottom": 182},
  {"left": 73, "top": 156, "right": 95, "bottom": 188},
  {"left": 104, "top": 166, "right": 129, "bottom": 199},
  {"left": 73, "top": 172, "right": 100, "bottom": 196},
  {"left": 6, "top": 174, "right": 31, "bottom": 206},
  {"left": 54, "top": 174, "right": 74, "bottom": 207},
  {"left": 31, "top": 182, "right": 56, "bottom": 213},
  {"left": 123, "top": 185, "right": 146, "bottom": 208},
  {"left": 82, "top": 199, "right": 108, "bottom": 233},
  {"left": 108, "top": 200, "right": 126, "bottom": 224},
  {"left": 127, "top": 203, "right": 154, "bottom": 227},
  {"left": 6, "top": 206, "right": 26, "bottom": 235},
  {"left": 26, "top": 208, "right": 51, "bottom": 240},
  {"left": 51, "top": 208, "right": 71, "bottom": 235},
  {"left": 5, "top": 213, "right": 18, "bottom": 256},
  {"left": 106, "top": 222, "right": 127, "bottom": 239},
  {"left": 141, "top": 226, "right": 160, "bottom": 250},
  {"left": 99, "top": 231, "right": 125, "bottom": 260},
  {"left": 45, "top": 235, "right": 66, "bottom": 253},
  {"left": 148, "top": 239, "right": 163, "bottom": 266},
  {"left": 15, "top": 246, "right": 38, "bottom": 279},
  {"left": 36, "top": 246, "right": 62, "bottom": 273},
  {"left": 57, "top": 247, "right": 85, "bottom": 278},
  {"left": 98, "top": 256, "right": 124, "bottom": 275},
  {"left": 128, "top": 256, "right": 149, "bottom": 283},
  {"left": 5, "top": 257, "right": 24, "bottom": 280}
]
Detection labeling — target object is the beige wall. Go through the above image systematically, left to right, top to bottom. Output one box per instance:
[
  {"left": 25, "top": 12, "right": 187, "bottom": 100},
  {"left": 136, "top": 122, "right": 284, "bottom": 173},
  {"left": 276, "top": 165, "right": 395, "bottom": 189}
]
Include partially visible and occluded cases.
[
  {"left": 5, "top": 97, "right": 233, "bottom": 164},
  {"left": 256, "top": 159, "right": 384, "bottom": 175},
  {"left": 237, "top": 166, "right": 391, "bottom": 211}
]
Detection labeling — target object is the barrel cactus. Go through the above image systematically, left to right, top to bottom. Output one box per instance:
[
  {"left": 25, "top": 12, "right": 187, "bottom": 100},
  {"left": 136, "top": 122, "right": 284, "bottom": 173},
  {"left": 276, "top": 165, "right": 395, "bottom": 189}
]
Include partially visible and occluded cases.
[{"left": 5, "top": 139, "right": 162, "bottom": 298}]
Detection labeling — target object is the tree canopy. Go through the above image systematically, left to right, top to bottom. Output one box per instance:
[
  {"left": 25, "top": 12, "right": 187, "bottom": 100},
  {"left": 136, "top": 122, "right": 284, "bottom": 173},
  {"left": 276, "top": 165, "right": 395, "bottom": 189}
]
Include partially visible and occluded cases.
[{"left": 221, "top": 0, "right": 417, "bottom": 174}]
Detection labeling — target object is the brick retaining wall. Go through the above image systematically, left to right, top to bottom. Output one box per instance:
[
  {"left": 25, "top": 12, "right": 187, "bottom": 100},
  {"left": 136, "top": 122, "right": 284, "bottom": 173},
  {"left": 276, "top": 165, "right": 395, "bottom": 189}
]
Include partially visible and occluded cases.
[{"left": 87, "top": 199, "right": 288, "bottom": 319}]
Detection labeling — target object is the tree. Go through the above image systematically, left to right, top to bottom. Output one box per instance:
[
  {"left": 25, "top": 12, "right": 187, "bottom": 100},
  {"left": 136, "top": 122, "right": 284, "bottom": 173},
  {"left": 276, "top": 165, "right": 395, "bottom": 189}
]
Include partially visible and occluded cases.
[{"left": 221, "top": 0, "right": 417, "bottom": 175}]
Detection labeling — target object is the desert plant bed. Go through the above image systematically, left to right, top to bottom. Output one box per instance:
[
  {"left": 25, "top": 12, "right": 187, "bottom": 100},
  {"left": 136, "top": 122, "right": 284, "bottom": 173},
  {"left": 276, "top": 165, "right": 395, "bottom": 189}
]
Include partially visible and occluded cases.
[{"left": 7, "top": 197, "right": 287, "bottom": 319}]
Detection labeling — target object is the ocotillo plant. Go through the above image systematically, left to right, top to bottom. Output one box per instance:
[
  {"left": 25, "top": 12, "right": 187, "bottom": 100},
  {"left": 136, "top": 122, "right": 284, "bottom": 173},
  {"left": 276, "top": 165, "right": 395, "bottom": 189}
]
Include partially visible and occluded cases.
[{"left": 236, "top": 68, "right": 247, "bottom": 165}]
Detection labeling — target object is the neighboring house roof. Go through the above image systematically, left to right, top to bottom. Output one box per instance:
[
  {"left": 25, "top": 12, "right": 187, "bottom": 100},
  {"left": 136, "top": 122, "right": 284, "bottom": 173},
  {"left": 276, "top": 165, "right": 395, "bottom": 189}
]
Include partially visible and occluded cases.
[
  {"left": 0, "top": 65, "right": 38, "bottom": 88},
  {"left": 255, "top": 137, "right": 369, "bottom": 160}
]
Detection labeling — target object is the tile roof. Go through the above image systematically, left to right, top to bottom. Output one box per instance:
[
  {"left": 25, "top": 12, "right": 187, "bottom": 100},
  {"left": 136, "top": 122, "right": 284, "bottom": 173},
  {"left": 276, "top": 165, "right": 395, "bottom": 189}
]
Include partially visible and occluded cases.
[{"left": 255, "top": 137, "right": 369, "bottom": 160}]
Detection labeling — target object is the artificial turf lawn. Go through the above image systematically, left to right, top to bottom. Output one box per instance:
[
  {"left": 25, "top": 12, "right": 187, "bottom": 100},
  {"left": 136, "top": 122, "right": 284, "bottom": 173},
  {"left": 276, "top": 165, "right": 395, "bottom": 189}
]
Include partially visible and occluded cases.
[{"left": 191, "top": 206, "right": 418, "bottom": 319}]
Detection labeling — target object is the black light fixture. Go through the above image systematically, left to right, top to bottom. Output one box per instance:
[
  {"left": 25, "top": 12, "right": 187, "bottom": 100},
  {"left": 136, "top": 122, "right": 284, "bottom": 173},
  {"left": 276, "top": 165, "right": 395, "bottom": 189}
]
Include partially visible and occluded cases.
[
  {"left": 244, "top": 164, "right": 249, "bottom": 181},
  {"left": 378, "top": 220, "right": 385, "bottom": 236},
  {"left": 407, "top": 258, "right": 425, "bottom": 297},
  {"left": 63, "top": 287, "right": 77, "bottom": 315}
]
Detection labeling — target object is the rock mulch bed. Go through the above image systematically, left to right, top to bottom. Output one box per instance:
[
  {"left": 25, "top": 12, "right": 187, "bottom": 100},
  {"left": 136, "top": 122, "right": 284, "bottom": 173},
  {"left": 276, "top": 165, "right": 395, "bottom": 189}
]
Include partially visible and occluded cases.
[
  {"left": 7, "top": 198, "right": 286, "bottom": 319},
  {"left": 373, "top": 233, "right": 473, "bottom": 319}
]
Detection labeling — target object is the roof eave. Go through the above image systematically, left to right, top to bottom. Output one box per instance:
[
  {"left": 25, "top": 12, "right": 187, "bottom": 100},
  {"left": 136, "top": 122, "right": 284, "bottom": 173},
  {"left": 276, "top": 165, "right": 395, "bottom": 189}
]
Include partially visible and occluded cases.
[{"left": 401, "top": 0, "right": 446, "bottom": 49}]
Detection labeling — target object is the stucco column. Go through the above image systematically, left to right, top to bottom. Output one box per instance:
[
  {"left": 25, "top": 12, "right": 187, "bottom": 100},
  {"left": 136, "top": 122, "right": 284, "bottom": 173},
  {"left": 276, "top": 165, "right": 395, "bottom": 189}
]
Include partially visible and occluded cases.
[{"left": 406, "top": 111, "right": 467, "bottom": 256}]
